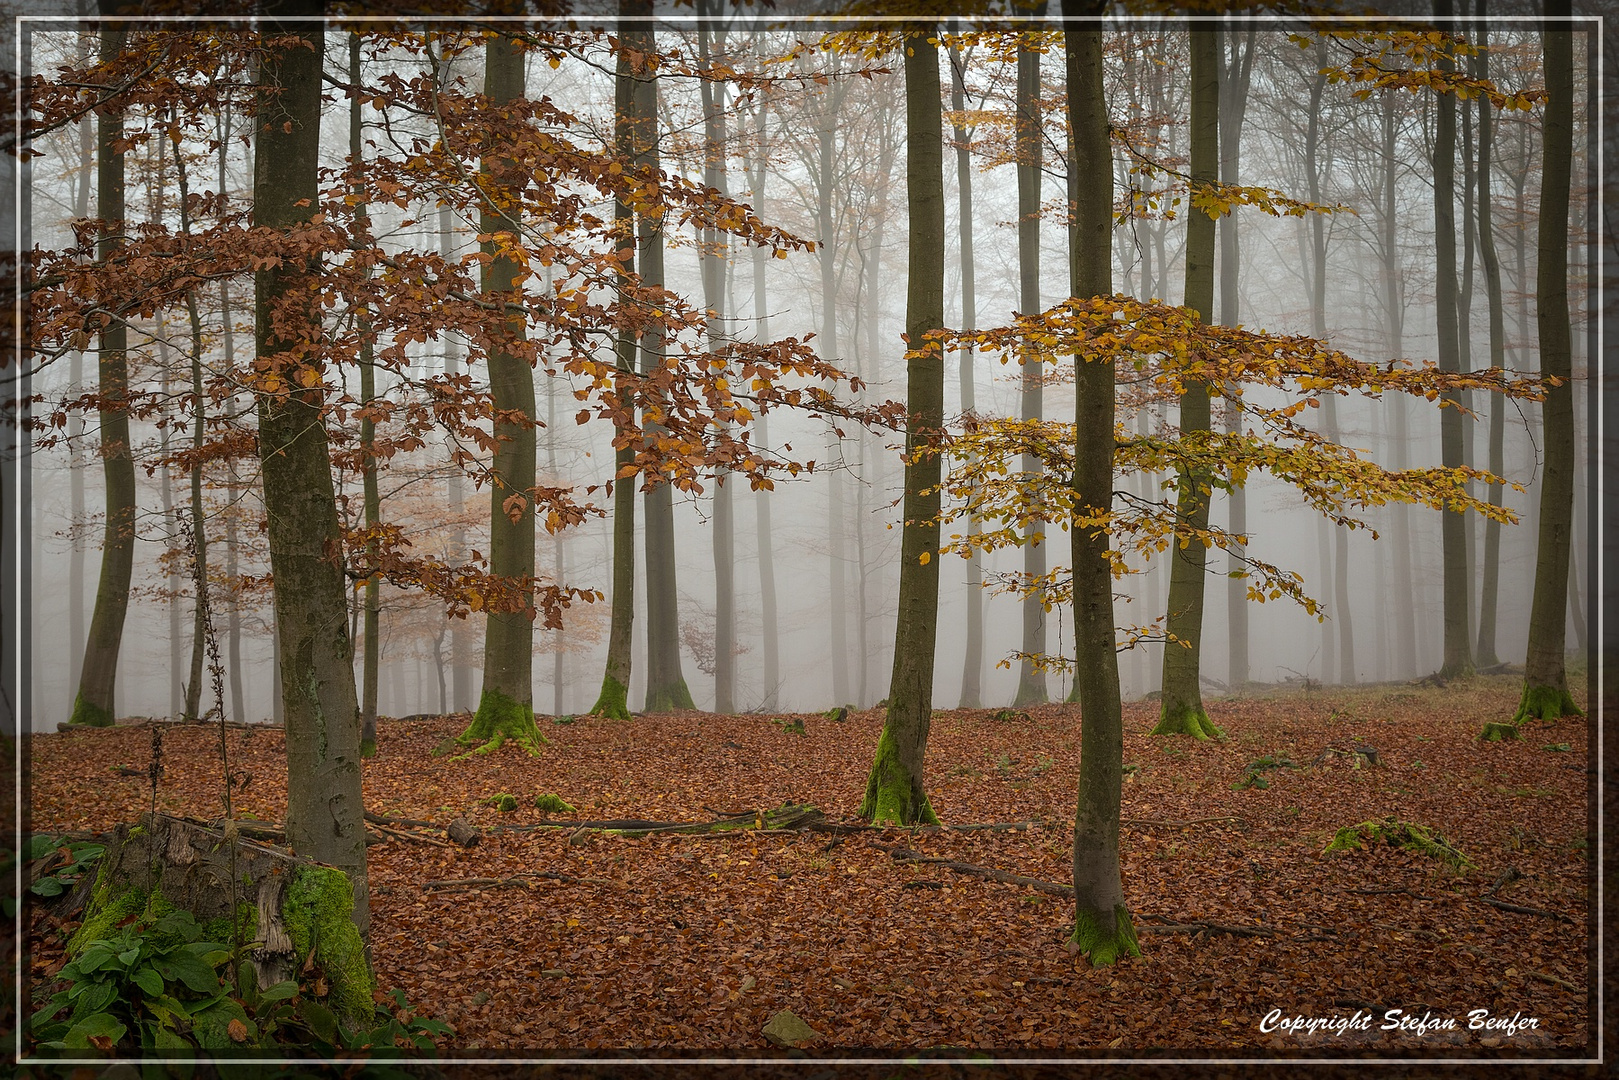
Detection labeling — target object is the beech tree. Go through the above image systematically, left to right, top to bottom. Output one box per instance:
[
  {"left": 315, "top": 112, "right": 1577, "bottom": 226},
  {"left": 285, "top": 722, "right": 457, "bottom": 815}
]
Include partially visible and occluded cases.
[
  {"left": 1510, "top": 1, "right": 1580, "bottom": 726},
  {"left": 253, "top": 5, "right": 368, "bottom": 936},
  {"left": 67, "top": 14, "right": 133, "bottom": 729},
  {"left": 859, "top": 25, "right": 945, "bottom": 826}
]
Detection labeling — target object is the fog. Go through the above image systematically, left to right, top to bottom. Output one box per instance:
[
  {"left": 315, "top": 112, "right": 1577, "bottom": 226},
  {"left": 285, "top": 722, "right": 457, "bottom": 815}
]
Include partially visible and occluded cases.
[{"left": 17, "top": 12, "right": 1596, "bottom": 732}]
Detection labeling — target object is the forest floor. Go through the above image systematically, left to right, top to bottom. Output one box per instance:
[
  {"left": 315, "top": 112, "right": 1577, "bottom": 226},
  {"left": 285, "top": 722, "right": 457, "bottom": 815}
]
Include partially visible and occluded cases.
[{"left": 22, "top": 674, "right": 1594, "bottom": 1059}]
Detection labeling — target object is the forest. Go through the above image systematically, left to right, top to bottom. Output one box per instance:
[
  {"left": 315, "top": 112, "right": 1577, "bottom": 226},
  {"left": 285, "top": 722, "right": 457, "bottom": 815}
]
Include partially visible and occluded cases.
[{"left": 7, "top": 0, "right": 1601, "bottom": 1067}]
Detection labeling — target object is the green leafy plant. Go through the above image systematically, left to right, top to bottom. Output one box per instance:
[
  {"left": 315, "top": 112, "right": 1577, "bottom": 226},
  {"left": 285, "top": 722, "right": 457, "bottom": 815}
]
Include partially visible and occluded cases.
[
  {"left": 5, "top": 835, "right": 105, "bottom": 917},
  {"left": 30, "top": 910, "right": 238, "bottom": 1053}
]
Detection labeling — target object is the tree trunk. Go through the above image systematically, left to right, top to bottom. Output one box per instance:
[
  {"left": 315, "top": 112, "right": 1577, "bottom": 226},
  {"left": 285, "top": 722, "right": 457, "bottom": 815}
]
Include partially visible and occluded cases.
[
  {"left": 1432, "top": 0, "right": 1475, "bottom": 679},
  {"left": 1512, "top": 0, "right": 1580, "bottom": 722},
  {"left": 253, "top": 6, "right": 368, "bottom": 941},
  {"left": 1014, "top": 6, "right": 1049, "bottom": 707},
  {"left": 1065, "top": 8, "right": 1138, "bottom": 967},
  {"left": 590, "top": 9, "right": 644, "bottom": 721},
  {"left": 698, "top": 9, "right": 735, "bottom": 715},
  {"left": 1472, "top": 9, "right": 1506, "bottom": 669},
  {"left": 70, "top": 18, "right": 134, "bottom": 729},
  {"left": 637, "top": 25, "right": 694, "bottom": 714},
  {"left": 1152, "top": 25, "right": 1219, "bottom": 739},
  {"left": 1218, "top": 25, "right": 1254, "bottom": 691},
  {"left": 459, "top": 26, "right": 545, "bottom": 753},
  {"left": 859, "top": 27, "right": 944, "bottom": 826},
  {"left": 948, "top": 33, "right": 984, "bottom": 710},
  {"left": 350, "top": 35, "right": 381, "bottom": 755},
  {"left": 1303, "top": 51, "right": 1354, "bottom": 686},
  {"left": 819, "top": 54, "right": 851, "bottom": 709},
  {"left": 1382, "top": 90, "right": 1419, "bottom": 679},
  {"left": 68, "top": 112, "right": 91, "bottom": 697},
  {"left": 217, "top": 112, "right": 246, "bottom": 727},
  {"left": 438, "top": 194, "right": 473, "bottom": 712}
]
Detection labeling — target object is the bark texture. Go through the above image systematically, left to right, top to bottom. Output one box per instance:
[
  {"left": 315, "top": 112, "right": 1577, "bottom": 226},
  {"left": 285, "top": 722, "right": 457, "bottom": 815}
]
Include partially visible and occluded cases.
[
  {"left": 1513, "top": 1, "right": 1580, "bottom": 723},
  {"left": 253, "top": 7, "right": 368, "bottom": 941},
  {"left": 1065, "top": 7, "right": 1138, "bottom": 967},
  {"left": 70, "top": 21, "right": 134, "bottom": 729},
  {"left": 1152, "top": 25, "right": 1220, "bottom": 740},
  {"left": 462, "top": 27, "right": 544, "bottom": 754},
  {"left": 860, "top": 28, "right": 944, "bottom": 826}
]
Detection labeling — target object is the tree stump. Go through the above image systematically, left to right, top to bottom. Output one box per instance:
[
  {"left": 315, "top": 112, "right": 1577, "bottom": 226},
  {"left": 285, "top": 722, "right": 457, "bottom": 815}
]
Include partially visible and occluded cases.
[{"left": 70, "top": 813, "right": 374, "bottom": 1027}]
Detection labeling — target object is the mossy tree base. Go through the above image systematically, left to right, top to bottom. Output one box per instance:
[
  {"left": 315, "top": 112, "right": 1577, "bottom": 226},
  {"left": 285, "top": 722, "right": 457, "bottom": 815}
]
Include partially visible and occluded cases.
[
  {"left": 589, "top": 675, "right": 631, "bottom": 721},
  {"left": 644, "top": 678, "right": 696, "bottom": 713},
  {"left": 1510, "top": 681, "right": 1581, "bottom": 725},
  {"left": 457, "top": 687, "right": 548, "bottom": 757},
  {"left": 67, "top": 692, "right": 115, "bottom": 728},
  {"left": 1150, "top": 706, "right": 1222, "bottom": 740},
  {"left": 1479, "top": 721, "right": 1522, "bottom": 742},
  {"left": 858, "top": 727, "right": 940, "bottom": 826},
  {"left": 359, "top": 739, "right": 378, "bottom": 759},
  {"left": 71, "top": 814, "right": 374, "bottom": 1028},
  {"left": 1323, "top": 817, "right": 1471, "bottom": 870},
  {"left": 1070, "top": 904, "right": 1140, "bottom": 968}
]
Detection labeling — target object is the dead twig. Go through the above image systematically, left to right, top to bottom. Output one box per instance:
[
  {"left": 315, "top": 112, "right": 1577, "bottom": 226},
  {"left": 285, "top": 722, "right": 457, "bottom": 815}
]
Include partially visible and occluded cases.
[
  {"left": 1120, "top": 815, "right": 1242, "bottom": 828},
  {"left": 867, "top": 841, "right": 1073, "bottom": 897},
  {"left": 422, "top": 870, "right": 619, "bottom": 892},
  {"left": 1470, "top": 895, "right": 1573, "bottom": 923},
  {"left": 1137, "top": 921, "right": 1276, "bottom": 939}
]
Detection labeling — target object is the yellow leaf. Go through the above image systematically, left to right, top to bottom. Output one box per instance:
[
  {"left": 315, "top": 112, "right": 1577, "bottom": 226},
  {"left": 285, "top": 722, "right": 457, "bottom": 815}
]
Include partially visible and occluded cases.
[{"left": 918, "top": 551, "right": 930, "bottom": 565}]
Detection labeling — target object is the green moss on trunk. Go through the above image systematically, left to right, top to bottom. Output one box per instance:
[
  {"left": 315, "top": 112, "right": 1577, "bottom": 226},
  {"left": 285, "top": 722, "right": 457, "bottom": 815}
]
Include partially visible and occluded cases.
[
  {"left": 589, "top": 674, "right": 631, "bottom": 720},
  {"left": 645, "top": 678, "right": 695, "bottom": 713},
  {"left": 1510, "top": 681, "right": 1581, "bottom": 724},
  {"left": 457, "top": 686, "right": 547, "bottom": 756},
  {"left": 67, "top": 692, "right": 115, "bottom": 728},
  {"left": 1150, "top": 705, "right": 1222, "bottom": 739},
  {"left": 858, "top": 726, "right": 939, "bottom": 826},
  {"left": 359, "top": 738, "right": 377, "bottom": 759},
  {"left": 283, "top": 866, "right": 374, "bottom": 1029},
  {"left": 1070, "top": 903, "right": 1139, "bottom": 968}
]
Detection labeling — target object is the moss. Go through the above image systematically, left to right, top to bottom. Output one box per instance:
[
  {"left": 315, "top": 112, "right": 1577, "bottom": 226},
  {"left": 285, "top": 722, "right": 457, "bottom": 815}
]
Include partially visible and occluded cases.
[
  {"left": 589, "top": 674, "right": 631, "bottom": 720},
  {"left": 645, "top": 678, "right": 695, "bottom": 713},
  {"left": 1510, "top": 681, "right": 1582, "bottom": 725},
  {"left": 456, "top": 687, "right": 547, "bottom": 757},
  {"left": 67, "top": 691, "right": 115, "bottom": 728},
  {"left": 1150, "top": 705, "right": 1223, "bottom": 739},
  {"left": 1479, "top": 721, "right": 1522, "bottom": 742},
  {"left": 858, "top": 726, "right": 939, "bottom": 826},
  {"left": 359, "top": 738, "right": 378, "bottom": 759},
  {"left": 488, "top": 793, "right": 519, "bottom": 812},
  {"left": 534, "top": 793, "right": 576, "bottom": 814},
  {"left": 1323, "top": 818, "right": 1471, "bottom": 870},
  {"left": 282, "top": 866, "right": 374, "bottom": 1028},
  {"left": 67, "top": 873, "right": 146, "bottom": 955},
  {"left": 199, "top": 901, "right": 257, "bottom": 947},
  {"left": 1070, "top": 903, "right": 1140, "bottom": 967}
]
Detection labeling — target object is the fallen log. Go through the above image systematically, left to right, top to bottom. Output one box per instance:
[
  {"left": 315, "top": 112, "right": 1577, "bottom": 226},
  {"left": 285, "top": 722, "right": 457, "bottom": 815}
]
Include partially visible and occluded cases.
[{"left": 1469, "top": 895, "right": 1573, "bottom": 923}]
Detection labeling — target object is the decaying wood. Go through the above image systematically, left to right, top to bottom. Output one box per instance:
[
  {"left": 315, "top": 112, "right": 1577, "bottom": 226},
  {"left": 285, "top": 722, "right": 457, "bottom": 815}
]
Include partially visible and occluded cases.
[
  {"left": 85, "top": 814, "right": 328, "bottom": 989},
  {"left": 446, "top": 819, "right": 482, "bottom": 848},
  {"left": 422, "top": 870, "right": 619, "bottom": 892},
  {"left": 1137, "top": 920, "right": 1276, "bottom": 939}
]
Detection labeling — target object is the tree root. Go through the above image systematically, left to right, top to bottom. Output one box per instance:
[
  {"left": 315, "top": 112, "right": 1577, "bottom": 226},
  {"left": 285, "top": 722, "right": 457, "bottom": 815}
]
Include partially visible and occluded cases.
[
  {"left": 422, "top": 871, "right": 619, "bottom": 892},
  {"left": 1469, "top": 895, "right": 1573, "bottom": 923}
]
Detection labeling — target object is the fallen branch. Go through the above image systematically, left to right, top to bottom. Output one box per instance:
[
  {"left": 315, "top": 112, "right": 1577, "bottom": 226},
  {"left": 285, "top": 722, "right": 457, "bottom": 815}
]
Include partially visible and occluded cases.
[
  {"left": 1119, "top": 816, "right": 1242, "bottom": 829},
  {"left": 867, "top": 841, "right": 1073, "bottom": 897},
  {"left": 422, "top": 870, "right": 619, "bottom": 892},
  {"left": 1470, "top": 895, "right": 1573, "bottom": 923},
  {"left": 1137, "top": 921, "right": 1275, "bottom": 939},
  {"left": 1526, "top": 970, "right": 1579, "bottom": 992}
]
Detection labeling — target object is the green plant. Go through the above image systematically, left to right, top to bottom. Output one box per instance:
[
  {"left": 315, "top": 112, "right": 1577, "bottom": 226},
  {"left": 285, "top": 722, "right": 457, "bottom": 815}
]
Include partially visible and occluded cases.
[
  {"left": 553, "top": 714, "right": 577, "bottom": 725},
  {"left": 771, "top": 717, "right": 806, "bottom": 736},
  {"left": 6, "top": 835, "right": 105, "bottom": 917},
  {"left": 30, "top": 910, "right": 239, "bottom": 1053}
]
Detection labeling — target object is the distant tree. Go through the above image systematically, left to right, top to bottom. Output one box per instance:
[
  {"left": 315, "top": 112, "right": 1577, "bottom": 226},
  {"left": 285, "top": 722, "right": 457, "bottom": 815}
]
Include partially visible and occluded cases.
[
  {"left": 68, "top": 13, "right": 133, "bottom": 729},
  {"left": 458, "top": 23, "right": 545, "bottom": 754},
  {"left": 1152, "top": 24, "right": 1220, "bottom": 739}
]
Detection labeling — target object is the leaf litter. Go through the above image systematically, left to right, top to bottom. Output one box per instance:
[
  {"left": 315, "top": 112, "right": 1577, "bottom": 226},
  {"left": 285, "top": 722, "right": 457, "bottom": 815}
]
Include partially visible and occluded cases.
[{"left": 24, "top": 675, "right": 1591, "bottom": 1053}]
